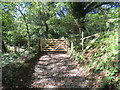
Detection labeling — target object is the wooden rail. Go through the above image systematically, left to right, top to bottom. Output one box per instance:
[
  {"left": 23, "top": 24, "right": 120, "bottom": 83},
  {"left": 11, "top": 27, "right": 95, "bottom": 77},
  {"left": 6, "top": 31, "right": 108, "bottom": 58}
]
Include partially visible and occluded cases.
[{"left": 39, "top": 39, "right": 68, "bottom": 51}]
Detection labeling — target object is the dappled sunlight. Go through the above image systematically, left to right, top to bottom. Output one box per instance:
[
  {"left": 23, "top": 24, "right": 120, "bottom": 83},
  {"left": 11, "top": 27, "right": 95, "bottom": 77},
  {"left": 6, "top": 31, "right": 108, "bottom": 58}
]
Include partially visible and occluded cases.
[
  {"left": 2, "top": 2, "right": 119, "bottom": 89},
  {"left": 31, "top": 52, "right": 92, "bottom": 88},
  {"left": 50, "top": 54, "right": 70, "bottom": 59},
  {"left": 39, "top": 55, "right": 50, "bottom": 61}
]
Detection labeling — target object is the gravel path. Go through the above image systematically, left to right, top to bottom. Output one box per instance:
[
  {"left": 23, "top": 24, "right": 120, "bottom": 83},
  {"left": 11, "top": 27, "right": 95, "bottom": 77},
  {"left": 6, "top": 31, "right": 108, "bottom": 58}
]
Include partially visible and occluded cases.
[{"left": 30, "top": 52, "right": 92, "bottom": 88}]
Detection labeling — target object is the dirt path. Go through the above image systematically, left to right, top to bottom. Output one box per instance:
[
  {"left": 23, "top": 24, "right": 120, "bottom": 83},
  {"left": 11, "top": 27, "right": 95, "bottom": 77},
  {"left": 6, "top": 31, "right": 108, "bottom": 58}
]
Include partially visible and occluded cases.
[
  {"left": 3, "top": 52, "right": 98, "bottom": 89},
  {"left": 30, "top": 52, "right": 93, "bottom": 88}
]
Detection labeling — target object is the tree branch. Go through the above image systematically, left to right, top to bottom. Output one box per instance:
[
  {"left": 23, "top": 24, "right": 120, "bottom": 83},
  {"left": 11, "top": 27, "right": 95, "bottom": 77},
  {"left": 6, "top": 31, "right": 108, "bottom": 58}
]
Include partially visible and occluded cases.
[
  {"left": 85, "top": 2, "right": 111, "bottom": 13},
  {"left": 85, "top": 2, "right": 97, "bottom": 12}
]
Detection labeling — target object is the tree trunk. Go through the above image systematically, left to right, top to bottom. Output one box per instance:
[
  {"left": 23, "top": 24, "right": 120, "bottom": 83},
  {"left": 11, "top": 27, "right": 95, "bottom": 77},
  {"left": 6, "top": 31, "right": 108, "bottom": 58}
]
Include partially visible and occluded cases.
[
  {"left": 17, "top": 8, "right": 30, "bottom": 49},
  {"left": 73, "top": 17, "right": 86, "bottom": 51},
  {"left": 44, "top": 21, "right": 49, "bottom": 39},
  {"left": 25, "top": 23, "right": 30, "bottom": 49},
  {"left": 2, "top": 40, "right": 7, "bottom": 53},
  {"left": 18, "top": 43, "right": 20, "bottom": 52},
  {"left": 14, "top": 44, "right": 17, "bottom": 53}
]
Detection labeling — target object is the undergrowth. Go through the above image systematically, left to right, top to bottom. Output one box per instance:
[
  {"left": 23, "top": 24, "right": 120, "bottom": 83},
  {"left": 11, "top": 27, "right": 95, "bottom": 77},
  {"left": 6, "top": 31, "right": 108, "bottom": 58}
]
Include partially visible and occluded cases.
[
  {"left": 70, "top": 30, "right": 120, "bottom": 89},
  {"left": 2, "top": 49, "right": 37, "bottom": 87},
  {"left": 1, "top": 52, "right": 23, "bottom": 67}
]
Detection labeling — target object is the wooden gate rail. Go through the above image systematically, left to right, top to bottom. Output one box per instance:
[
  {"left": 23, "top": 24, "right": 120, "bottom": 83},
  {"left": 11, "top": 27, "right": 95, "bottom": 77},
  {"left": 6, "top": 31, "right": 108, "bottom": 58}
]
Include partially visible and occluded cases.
[{"left": 39, "top": 39, "right": 68, "bottom": 51}]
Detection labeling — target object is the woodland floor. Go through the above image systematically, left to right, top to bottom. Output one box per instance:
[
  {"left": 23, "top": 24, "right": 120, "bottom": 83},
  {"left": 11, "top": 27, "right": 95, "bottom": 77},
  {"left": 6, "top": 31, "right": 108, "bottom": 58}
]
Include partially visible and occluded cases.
[{"left": 2, "top": 52, "right": 104, "bottom": 89}]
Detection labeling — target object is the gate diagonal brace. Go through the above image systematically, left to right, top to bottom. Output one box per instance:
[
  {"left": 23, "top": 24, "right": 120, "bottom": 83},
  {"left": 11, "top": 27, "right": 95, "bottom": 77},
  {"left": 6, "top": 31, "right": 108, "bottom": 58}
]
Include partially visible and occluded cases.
[{"left": 54, "top": 41, "right": 66, "bottom": 50}]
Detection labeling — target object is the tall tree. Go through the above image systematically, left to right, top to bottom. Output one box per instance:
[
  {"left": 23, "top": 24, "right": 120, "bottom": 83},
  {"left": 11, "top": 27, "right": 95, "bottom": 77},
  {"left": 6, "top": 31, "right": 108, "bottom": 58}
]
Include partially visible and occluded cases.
[
  {"left": 69, "top": 2, "right": 118, "bottom": 51},
  {"left": 70, "top": 2, "right": 119, "bottom": 31},
  {"left": 2, "top": 3, "right": 15, "bottom": 53},
  {"left": 15, "top": 3, "right": 31, "bottom": 49}
]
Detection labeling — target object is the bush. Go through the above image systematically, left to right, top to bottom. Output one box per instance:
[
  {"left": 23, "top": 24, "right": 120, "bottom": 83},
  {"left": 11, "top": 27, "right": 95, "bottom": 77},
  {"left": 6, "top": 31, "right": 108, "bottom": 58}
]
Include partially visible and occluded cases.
[{"left": 1, "top": 52, "right": 23, "bottom": 67}]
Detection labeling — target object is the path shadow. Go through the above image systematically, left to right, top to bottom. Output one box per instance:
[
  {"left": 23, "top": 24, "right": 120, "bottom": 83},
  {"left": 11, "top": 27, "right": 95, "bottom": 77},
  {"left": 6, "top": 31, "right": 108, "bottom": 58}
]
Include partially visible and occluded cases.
[
  {"left": 2, "top": 51, "right": 45, "bottom": 89},
  {"left": 2, "top": 51, "right": 95, "bottom": 89},
  {"left": 31, "top": 52, "right": 95, "bottom": 88}
]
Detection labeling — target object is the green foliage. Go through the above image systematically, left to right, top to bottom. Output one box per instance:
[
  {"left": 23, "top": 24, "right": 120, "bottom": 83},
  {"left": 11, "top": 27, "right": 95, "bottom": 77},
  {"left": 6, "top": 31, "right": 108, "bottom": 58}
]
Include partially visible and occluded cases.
[
  {"left": 2, "top": 2, "right": 119, "bottom": 88},
  {"left": 70, "top": 6, "right": 119, "bottom": 88},
  {"left": 71, "top": 30, "right": 119, "bottom": 88},
  {"left": 86, "top": 31, "right": 119, "bottom": 88},
  {"left": 1, "top": 52, "right": 23, "bottom": 67},
  {"left": 74, "top": 52, "right": 83, "bottom": 61}
]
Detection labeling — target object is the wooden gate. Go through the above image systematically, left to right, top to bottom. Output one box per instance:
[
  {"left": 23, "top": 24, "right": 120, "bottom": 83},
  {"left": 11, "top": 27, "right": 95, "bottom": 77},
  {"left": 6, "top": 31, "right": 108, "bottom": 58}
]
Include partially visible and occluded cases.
[{"left": 39, "top": 39, "right": 68, "bottom": 51}]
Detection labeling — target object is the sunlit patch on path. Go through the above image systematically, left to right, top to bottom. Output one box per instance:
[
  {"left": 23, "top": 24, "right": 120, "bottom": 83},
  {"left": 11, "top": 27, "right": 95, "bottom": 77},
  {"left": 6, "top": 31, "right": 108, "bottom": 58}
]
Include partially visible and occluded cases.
[{"left": 31, "top": 52, "right": 92, "bottom": 88}]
